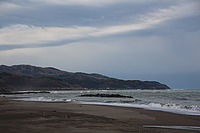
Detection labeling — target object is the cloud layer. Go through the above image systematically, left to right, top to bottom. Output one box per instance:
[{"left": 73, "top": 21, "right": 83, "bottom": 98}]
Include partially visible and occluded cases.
[
  {"left": 0, "top": 0, "right": 200, "bottom": 88},
  {"left": 1, "top": 2, "right": 199, "bottom": 47}
]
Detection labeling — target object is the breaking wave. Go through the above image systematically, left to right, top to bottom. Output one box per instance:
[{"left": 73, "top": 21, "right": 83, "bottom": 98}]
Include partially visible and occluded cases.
[
  {"left": 9, "top": 89, "right": 200, "bottom": 116},
  {"left": 15, "top": 97, "right": 73, "bottom": 102},
  {"left": 79, "top": 101, "right": 200, "bottom": 116}
]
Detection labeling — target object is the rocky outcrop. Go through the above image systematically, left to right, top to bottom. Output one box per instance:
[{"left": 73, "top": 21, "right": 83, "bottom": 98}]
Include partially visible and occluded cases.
[{"left": 80, "top": 93, "right": 133, "bottom": 98}]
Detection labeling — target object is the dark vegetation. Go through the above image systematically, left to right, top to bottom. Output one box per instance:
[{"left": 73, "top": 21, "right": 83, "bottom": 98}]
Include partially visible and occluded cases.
[{"left": 0, "top": 65, "right": 170, "bottom": 93}]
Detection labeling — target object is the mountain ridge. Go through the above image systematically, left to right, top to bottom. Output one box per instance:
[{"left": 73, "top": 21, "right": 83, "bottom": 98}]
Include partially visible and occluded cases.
[{"left": 0, "top": 65, "right": 170, "bottom": 92}]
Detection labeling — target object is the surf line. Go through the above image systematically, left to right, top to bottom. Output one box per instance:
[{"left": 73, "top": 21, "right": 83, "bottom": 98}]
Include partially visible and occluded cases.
[{"left": 143, "top": 125, "right": 200, "bottom": 131}]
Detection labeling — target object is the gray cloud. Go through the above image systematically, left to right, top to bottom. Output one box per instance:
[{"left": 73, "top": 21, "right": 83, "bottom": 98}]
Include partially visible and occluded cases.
[{"left": 0, "top": 0, "right": 200, "bottom": 89}]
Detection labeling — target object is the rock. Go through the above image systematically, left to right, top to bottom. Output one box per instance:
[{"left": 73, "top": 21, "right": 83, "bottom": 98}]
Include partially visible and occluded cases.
[{"left": 80, "top": 93, "right": 133, "bottom": 98}]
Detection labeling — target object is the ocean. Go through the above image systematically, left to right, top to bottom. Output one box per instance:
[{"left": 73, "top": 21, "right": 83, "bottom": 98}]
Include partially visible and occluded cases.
[{"left": 8, "top": 89, "right": 200, "bottom": 116}]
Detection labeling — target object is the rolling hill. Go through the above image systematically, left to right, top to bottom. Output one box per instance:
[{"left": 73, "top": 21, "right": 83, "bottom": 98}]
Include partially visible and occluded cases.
[{"left": 0, "top": 65, "right": 170, "bottom": 92}]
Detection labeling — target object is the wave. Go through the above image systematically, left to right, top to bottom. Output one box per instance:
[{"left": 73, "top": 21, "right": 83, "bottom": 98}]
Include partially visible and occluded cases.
[
  {"left": 12, "top": 89, "right": 200, "bottom": 116},
  {"left": 15, "top": 96, "right": 200, "bottom": 116},
  {"left": 15, "top": 97, "right": 73, "bottom": 102},
  {"left": 79, "top": 101, "right": 200, "bottom": 116},
  {"left": 147, "top": 102, "right": 200, "bottom": 113},
  {"left": 143, "top": 125, "right": 200, "bottom": 131}
]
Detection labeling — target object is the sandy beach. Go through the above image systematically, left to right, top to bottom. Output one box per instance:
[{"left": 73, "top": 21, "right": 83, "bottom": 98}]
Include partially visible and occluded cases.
[{"left": 0, "top": 96, "right": 200, "bottom": 133}]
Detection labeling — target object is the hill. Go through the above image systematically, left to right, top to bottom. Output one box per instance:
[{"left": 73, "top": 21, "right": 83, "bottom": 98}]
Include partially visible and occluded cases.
[{"left": 0, "top": 65, "right": 170, "bottom": 92}]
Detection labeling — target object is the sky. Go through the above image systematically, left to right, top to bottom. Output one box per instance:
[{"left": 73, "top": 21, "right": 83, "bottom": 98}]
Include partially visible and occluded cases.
[{"left": 0, "top": 0, "right": 200, "bottom": 89}]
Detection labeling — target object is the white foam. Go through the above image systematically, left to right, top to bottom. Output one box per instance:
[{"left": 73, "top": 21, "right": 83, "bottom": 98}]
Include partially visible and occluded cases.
[
  {"left": 15, "top": 97, "right": 72, "bottom": 102},
  {"left": 79, "top": 102, "right": 200, "bottom": 116},
  {"left": 143, "top": 125, "right": 200, "bottom": 131}
]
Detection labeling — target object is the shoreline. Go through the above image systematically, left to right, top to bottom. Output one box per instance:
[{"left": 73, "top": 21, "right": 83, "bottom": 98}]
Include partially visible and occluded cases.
[
  {"left": 6, "top": 95, "right": 200, "bottom": 116},
  {"left": 1, "top": 96, "right": 200, "bottom": 133},
  {"left": 78, "top": 101, "right": 200, "bottom": 116}
]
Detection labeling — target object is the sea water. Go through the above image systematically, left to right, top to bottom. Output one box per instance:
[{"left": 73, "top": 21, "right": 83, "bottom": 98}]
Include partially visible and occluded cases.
[{"left": 6, "top": 89, "right": 200, "bottom": 116}]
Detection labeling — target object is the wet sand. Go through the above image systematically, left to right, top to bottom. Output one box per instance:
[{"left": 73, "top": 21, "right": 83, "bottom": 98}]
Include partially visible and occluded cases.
[{"left": 0, "top": 96, "right": 200, "bottom": 133}]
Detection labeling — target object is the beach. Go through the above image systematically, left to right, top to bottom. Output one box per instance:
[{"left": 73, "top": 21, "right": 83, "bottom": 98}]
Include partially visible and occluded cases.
[{"left": 1, "top": 96, "right": 200, "bottom": 133}]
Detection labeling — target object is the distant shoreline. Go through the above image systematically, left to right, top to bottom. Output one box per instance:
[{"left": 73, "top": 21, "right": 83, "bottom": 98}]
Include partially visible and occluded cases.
[{"left": 0, "top": 88, "right": 170, "bottom": 95}]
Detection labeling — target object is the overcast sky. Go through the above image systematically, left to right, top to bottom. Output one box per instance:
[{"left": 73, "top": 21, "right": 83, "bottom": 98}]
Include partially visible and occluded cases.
[{"left": 0, "top": 0, "right": 200, "bottom": 89}]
